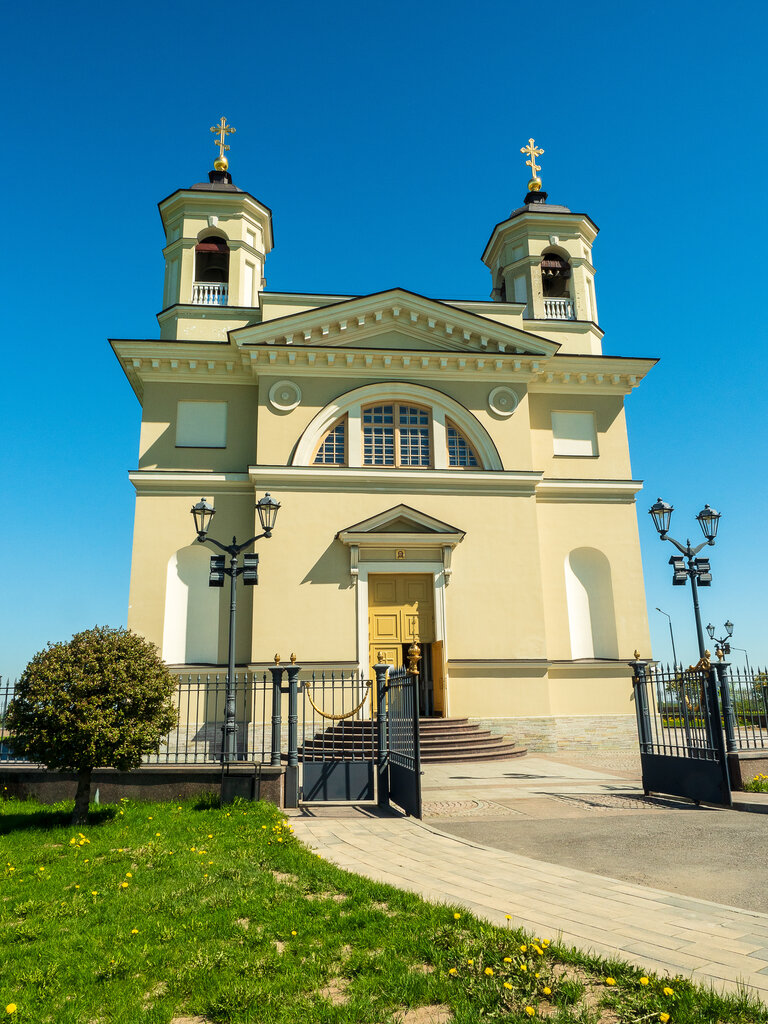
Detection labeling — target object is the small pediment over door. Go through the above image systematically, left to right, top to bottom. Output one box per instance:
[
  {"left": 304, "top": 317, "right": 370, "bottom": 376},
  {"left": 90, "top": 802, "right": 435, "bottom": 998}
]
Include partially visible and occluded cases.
[{"left": 336, "top": 504, "right": 465, "bottom": 584}]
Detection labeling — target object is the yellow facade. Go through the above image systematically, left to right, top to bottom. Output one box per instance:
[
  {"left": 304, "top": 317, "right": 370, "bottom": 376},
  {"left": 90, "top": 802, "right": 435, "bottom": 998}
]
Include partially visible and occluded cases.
[{"left": 112, "top": 160, "right": 656, "bottom": 750}]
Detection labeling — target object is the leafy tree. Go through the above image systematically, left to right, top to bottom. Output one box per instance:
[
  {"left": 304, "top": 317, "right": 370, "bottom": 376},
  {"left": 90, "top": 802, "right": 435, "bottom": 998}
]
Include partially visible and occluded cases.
[{"left": 6, "top": 627, "right": 178, "bottom": 823}]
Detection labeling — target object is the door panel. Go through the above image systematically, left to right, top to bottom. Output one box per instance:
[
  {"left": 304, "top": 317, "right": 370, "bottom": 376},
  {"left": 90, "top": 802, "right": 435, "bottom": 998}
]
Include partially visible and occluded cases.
[{"left": 431, "top": 640, "right": 445, "bottom": 715}]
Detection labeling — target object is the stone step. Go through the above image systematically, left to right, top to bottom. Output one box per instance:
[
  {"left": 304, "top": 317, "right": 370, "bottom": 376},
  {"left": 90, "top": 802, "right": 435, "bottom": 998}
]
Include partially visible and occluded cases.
[{"left": 298, "top": 716, "right": 527, "bottom": 764}]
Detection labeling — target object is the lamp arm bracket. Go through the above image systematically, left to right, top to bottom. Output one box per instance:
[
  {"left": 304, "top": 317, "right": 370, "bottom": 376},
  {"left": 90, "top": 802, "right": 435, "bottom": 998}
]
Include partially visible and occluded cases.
[
  {"left": 232, "top": 532, "right": 269, "bottom": 554},
  {"left": 196, "top": 535, "right": 235, "bottom": 555},
  {"left": 664, "top": 535, "right": 689, "bottom": 556}
]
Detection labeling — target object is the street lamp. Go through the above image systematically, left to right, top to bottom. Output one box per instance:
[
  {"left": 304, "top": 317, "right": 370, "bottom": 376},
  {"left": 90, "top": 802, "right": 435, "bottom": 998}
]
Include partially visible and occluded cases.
[
  {"left": 191, "top": 493, "right": 281, "bottom": 761},
  {"left": 649, "top": 498, "right": 721, "bottom": 659},
  {"left": 655, "top": 607, "right": 679, "bottom": 669},
  {"left": 706, "top": 620, "right": 734, "bottom": 657},
  {"left": 730, "top": 646, "right": 752, "bottom": 674}
]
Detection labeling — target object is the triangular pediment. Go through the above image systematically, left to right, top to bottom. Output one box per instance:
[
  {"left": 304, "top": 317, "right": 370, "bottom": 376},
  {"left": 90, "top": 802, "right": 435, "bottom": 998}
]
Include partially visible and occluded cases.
[
  {"left": 230, "top": 288, "right": 558, "bottom": 358},
  {"left": 338, "top": 504, "right": 465, "bottom": 539}
]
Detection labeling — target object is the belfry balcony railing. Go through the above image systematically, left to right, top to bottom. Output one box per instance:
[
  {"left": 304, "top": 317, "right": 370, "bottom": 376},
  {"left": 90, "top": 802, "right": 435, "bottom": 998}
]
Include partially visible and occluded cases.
[
  {"left": 192, "top": 282, "right": 228, "bottom": 306},
  {"left": 543, "top": 297, "right": 575, "bottom": 320}
]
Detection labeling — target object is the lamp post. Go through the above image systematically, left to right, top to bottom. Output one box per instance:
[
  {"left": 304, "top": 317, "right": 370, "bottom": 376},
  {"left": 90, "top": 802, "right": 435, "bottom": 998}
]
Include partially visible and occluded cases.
[
  {"left": 191, "top": 493, "right": 281, "bottom": 762},
  {"left": 649, "top": 498, "right": 721, "bottom": 659},
  {"left": 655, "top": 607, "right": 679, "bottom": 669},
  {"left": 706, "top": 620, "right": 734, "bottom": 658},
  {"left": 730, "top": 646, "right": 752, "bottom": 674}
]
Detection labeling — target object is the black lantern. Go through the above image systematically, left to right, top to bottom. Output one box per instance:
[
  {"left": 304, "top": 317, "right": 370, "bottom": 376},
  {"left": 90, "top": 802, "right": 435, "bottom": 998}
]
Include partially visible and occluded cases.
[
  {"left": 256, "top": 492, "right": 281, "bottom": 535},
  {"left": 191, "top": 497, "right": 216, "bottom": 538},
  {"left": 649, "top": 497, "right": 674, "bottom": 537},
  {"left": 696, "top": 504, "right": 721, "bottom": 541},
  {"left": 725, "top": 619, "right": 734, "bottom": 636},
  {"left": 706, "top": 623, "right": 716, "bottom": 639}
]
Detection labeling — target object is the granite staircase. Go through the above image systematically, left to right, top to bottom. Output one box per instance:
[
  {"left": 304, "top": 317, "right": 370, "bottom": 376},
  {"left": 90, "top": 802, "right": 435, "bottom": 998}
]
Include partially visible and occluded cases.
[{"left": 298, "top": 717, "right": 526, "bottom": 764}]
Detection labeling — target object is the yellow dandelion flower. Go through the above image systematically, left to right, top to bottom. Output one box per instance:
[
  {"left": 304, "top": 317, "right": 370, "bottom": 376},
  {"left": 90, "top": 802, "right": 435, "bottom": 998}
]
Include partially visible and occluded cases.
[
  {"left": 178, "top": 806, "right": 182, "bottom": 810},
  {"left": 119, "top": 810, "right": 124, "bottom": 815},
  {"left": 148, "top": 816, "right": 153, "bottom": 820},
  {"left": 155, "top": 832, "right": 161, "bottom": 837},
  {"left": 208, "top": 834, "right": 213, "bottom": 839},
  {"left": 69, "top": 838, "right": 77, "bottom": 846},
  {"left": 208, "top": 861, "right": 213, "bottom": 865},
  {"left": 8, "top": 867, "right": 14, "bottom": 872},
  {"left": 38, "top": 867, "right": 45, "bottom": 872},
  {"left": 126, "top": 872, "right": 132, "bottom": 878},
  {"left": 203, "top": 874, "right": 208, "bottom": 878},
  {"left": 121, "top": 882, "right": 129, "bottom": 888},
  {"left": 74, "top": 885, "right": 79, "bottom": 889},
  {"left": 91, "top": 891, "right": 98, "bottom": 896},
  {"left": 453, "top": 913, "right": 461, "bottom": 920},
  {"left": 131, "top": 928, "right": 138, "bottom": 934},
  {"left": 291, "top": 930, "right": 297, "bottom": 936},
  {"left": 519, "top": 944, "right": 527, "bottom": 952},
  {"left": 533, "top": 945, "right": 544, "bottom": 955},
  {"left": 503, "top": 957, "right": 512, "bottom": 963},
  {"left": 467, "top": 959, "right": 474, "bottom": 966},
  {"left": 520, "top": 964, "right": 527, "bottom": 972},
  {"left": 448, "top": 967, "right": 457, "bottom": 976},
  {"left": 484, "top": 967, "right": 494, "bottom": 976},
  {"left": 605, "top": 977, "right": 616, "bottom": 986},
  {"left": 640, "top": 977, "right": 649, "bottom": 986},
  {"left": 503, "top": 982, "right": 512, "bottom": 990},
  {"left": 663, "top": 986, "right": 674, "bottom": 996},
  {"left": 543, "top": 987, "right": 551, "bottom": 996},
  {"left": 6, "top": 1004, "right": 17, "bottom": 1014},
  {"left": 524, "top": 1008, "right": 535, "bottom": 1018},
  {"left": 659, "top": 1015, "right": 670, "bottom": 1024}
]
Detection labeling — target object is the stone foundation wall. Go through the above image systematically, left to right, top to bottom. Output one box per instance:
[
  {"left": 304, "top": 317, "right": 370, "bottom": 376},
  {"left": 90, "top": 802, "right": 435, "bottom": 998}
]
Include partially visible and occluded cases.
[
  {"left": 470, "top": 714, "right": 638, "bottom": 752},
  {"left": 728, "top": 751, "right": 768, "bottom": 791},
  {"left": 0, "top": 765, "right": 285, "bottom": 808}
]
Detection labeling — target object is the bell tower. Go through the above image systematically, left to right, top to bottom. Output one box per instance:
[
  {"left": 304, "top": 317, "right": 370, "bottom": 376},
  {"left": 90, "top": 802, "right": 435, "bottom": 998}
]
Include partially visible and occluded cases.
[
  {"left": 157, "top": 117, "right": 274, "bottom": 340},
  {"left": 481, "top": 139, "right": 602, "bottom": 354}
]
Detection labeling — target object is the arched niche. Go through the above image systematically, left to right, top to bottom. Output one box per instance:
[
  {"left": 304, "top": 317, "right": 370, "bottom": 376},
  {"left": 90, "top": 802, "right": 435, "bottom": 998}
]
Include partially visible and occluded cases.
[
  {"left": 292, "top": 382, "right": 503, "bottom": 470},
  {"left": 162, "top": 545, "right": 220, "bottom": 665},
  {"left": 564, "top": 547, "right": 618, "bottom": 659}
]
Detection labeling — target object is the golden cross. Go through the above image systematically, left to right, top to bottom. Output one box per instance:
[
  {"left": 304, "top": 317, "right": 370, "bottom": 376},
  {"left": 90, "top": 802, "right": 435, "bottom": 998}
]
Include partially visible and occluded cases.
[
  {"left": 210, "top": 116, "right": 236, "bottom": 160},
  {"left": 520, "top": 137, "right": 544, "bottom": 178}
]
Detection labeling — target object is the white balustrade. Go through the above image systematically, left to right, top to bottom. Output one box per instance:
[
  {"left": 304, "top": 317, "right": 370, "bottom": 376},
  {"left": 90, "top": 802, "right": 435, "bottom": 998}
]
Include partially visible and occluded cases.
[
  {"left": 192, "top": 282, "right": 228, "bottom": 306},
  {"left": 543, "top": 297, "right": 575, "bottom": 320}
]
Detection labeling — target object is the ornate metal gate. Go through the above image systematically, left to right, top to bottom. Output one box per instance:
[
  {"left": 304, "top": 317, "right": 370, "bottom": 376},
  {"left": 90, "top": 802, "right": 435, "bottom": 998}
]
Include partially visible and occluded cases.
[
  {"left": 374, "top": 642, "right": 423, "bottom": 818},
  {"left": 631, "top": 654, "right": 731, "bottom": 807},
  {"left": 298, "top": 671, "right": 376, "bottom": 802}
]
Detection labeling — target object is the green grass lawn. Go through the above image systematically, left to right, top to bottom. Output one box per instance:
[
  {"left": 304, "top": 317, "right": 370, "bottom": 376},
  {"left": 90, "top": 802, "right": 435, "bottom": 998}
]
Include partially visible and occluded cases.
[{"left": 1, "top": 795, "right": 766, "bottom": 1024}]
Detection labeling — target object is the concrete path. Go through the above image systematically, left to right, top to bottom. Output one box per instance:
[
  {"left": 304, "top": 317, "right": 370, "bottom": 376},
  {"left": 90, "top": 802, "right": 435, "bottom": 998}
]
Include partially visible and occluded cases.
[{"left": 291, "top": 812, "right": 768, "bottom": 1000}]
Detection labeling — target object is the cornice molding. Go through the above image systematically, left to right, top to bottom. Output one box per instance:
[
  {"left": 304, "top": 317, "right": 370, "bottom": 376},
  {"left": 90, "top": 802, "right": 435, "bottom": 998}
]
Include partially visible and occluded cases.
[
  {"left": 248, "top": 465, "right": 543, "bottom": 496},
  {"left": 130, "top": 471, "right": 252, "bottom": 495},
  {"left": 535, "top": 478, "right": 643, "bottom": 503}
]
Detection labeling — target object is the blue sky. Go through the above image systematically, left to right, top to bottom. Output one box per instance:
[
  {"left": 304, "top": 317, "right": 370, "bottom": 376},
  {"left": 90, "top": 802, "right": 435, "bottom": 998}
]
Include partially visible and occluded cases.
[{"left": 2, "top": 0, "right": 766, "bottom": 678}]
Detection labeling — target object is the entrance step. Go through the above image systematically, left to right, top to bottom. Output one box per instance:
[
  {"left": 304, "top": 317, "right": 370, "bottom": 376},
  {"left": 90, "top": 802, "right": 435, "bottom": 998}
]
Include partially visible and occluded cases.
[{"left": 298, "top": 718, "right": 527, "bottom": 764}]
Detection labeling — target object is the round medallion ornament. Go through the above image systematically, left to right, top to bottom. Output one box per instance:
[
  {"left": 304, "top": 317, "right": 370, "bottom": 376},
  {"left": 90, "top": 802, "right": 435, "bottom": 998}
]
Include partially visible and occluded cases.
[
  {"left": 268, "top": 380, "right": 302, "bottom": 412},
  {"left": 487, "top": 386, "right": 519, "bottom": 417}
]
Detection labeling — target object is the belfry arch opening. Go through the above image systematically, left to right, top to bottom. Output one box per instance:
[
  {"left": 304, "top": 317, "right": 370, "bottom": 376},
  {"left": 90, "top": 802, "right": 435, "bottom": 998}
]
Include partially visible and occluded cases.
[
  {"left": 195, "top": 235, "right": 230, "bottom": 283},
  {"left": 541, "top": 251, "right": 571, "bottom": 299}
]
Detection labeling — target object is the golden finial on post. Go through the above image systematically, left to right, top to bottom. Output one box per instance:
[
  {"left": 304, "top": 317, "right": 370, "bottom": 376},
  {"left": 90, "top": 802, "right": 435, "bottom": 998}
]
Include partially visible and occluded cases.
[
  {"left": 210, "top": 116, "right": 236, "bottom": 172},
  {"left": 520, "top": 137, "right": 544, "bottom": 192},
  {"left": 407, "top": 640, "right": 422, "bottom": 677},
  {"left": 290, "top": 652, "right": 297, "bottom": 664},
  {"left": 274, "top": 653, "right": 281, "bottom": 665}
]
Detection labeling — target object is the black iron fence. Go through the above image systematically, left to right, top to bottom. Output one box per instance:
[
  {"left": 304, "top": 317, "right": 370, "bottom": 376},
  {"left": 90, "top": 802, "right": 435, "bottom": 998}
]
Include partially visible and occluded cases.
[{"left": 722, "top": 665, "right": 768, "bottom": 750}]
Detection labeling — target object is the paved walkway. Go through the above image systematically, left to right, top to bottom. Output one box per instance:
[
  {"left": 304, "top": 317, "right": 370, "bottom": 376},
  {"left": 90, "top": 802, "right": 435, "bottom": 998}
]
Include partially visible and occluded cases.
[
  {"left": 290, "top": 753, "right": 768, "bottom": 1000},
  {"left": 291, "top": 814, "right": 768, "bottom": 999}
]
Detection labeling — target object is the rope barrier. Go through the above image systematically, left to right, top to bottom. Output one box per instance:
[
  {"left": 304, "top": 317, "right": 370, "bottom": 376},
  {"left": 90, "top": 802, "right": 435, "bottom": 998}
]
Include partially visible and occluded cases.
[{"left": 303, "top": 680, "right": 372, "bottom": 720}]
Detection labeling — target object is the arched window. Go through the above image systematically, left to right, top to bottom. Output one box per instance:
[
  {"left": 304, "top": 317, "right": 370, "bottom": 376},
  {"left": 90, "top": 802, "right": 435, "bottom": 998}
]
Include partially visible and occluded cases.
[
  {"left": 195, "top": 235, "right": 230, "bottom": 283},
  {"left": 541, "top": 251, "right": 571, "bottom": 299},
  {"left": 294, "top": 383, "right": 504, "bottom": 471},
  {"left": 362, "top": 404, "right": 431, "bottom": 467},
  {"left": 314, "top": 416, "right": 346, "bottom": 465},
  {"left": 446, "top": 420, "right": 479, "bottom": 467},
  {"left": 162, "top": 545, "right": 220, "bottom": 664},
  {"left": 564, "top": 548, "right": 618, "bottom": 660}
]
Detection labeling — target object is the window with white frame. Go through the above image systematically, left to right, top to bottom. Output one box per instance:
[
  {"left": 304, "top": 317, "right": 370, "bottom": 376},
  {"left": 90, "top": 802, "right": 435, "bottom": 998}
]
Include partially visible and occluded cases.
[
  {"left": 312, "top": 404, "right": 481, "bottom": 468},
  {"left": 551, "top": 411, "right": 598, "bottom": 456}
]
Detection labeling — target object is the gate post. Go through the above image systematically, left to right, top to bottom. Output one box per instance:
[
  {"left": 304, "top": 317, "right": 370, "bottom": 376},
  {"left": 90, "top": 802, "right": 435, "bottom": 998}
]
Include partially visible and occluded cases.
[
  {"left": 284, "top": 656, "right": 300, "bottom": 809},
  {"left": 630, "top": 658, "right": 652, "bottom": 749},
  {"left": 269, "top": 659, "right": 284, "bottom": 768},
  {"left": 714, "top": 659, "right": 737, "bottom": 753},
  {"left": 374, "top": 662, "right": 390, "bottom": 808},
  {"left": 705, "top": 664, "right": 732, "bottom": 805}
]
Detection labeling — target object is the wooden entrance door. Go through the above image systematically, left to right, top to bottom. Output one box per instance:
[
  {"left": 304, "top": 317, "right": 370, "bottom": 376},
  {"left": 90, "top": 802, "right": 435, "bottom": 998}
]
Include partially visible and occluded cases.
[{"left": 368, "top": 573, "right": 435, "bottom": 690}]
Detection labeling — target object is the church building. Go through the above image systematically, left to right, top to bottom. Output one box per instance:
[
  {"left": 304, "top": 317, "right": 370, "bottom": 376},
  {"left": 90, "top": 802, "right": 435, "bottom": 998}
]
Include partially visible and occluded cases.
[{"left": 111, "top": 123, "right": 655, "bottom": 750}]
